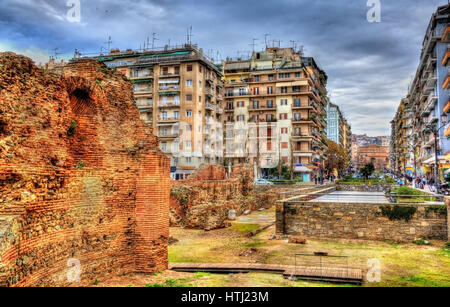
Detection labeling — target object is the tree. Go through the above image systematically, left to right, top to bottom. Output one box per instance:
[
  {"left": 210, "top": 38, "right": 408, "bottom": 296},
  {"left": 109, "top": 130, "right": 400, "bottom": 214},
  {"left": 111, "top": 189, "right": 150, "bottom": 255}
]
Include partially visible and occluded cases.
[
  {"left": 324, "top": 141, "right": 350, "bottom": 177},
  {"left": 360, "top": 162, "right": 375, "bottom": 180}
]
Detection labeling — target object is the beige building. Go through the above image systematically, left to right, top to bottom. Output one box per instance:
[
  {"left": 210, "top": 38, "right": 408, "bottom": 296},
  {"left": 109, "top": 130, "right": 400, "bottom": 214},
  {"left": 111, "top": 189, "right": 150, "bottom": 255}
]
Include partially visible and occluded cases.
[
  {"left": 97, "top": 45, "right": 224, "bottom": 179},
  {"left": 223, "top": 47, "right": 328, "bottom": 180}
]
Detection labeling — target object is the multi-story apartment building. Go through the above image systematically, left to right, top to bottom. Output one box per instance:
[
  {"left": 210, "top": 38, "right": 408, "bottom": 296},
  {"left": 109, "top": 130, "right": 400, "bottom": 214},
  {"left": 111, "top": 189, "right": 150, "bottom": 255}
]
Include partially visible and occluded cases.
[
  {"left": 396, "top": 4, "right": 450, "bottom": 179},
  {"left": 95, "top": 45, "right": 224, "bottom": 180},
  {"left": 222, "top": 47, "right": 328, "bottom": 181},
  {"left": 326, "top": 102, "right": 351, "bottom": 147}
]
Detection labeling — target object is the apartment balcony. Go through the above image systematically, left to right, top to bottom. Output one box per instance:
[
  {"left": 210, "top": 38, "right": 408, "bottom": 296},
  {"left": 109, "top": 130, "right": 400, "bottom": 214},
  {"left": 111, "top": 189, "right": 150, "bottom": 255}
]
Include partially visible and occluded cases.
[
  {"left": 442, "top": 25, "right": 450, "bottom": 43},
  {"left": 425, "top": 56, "right": 436, "bottom": 72},
  {"left": 443, "top": 69, "right": 450, "bottom": 89},
  {"left": 159, "top": 72, "right": 180, "bottom": 78},
  {"left": 130, "top": 73, "right": 154, "bottom": 80},
  {"left": 424, "top": 73, "right": 437, "bottom": 93},
  {"left": 158, "top": 85, "right": 180, "bottom": 92},
  {"left": 134, "top": 87, "right": 153, "bottom": 94},
  {"left": 225, "top": 91, "right": 250, "bottom": 97},
  {"left": 136, "top": 101, "right": 154, "bottom": 108},
  {"left": 158, "top": 102, "right": 180, "bottom": 108},
  {"left": 205, "top": 103, "right": 215, "bottom": 111},
  {"left": 248, "top": 105, "right": 276, "bottom": 111},
  {"left": 216, "top": 107, "right": 223, "bottom": 114},
  {"left": 225, "top": 107, "right": 235, "bottom": 113},
  {"left": 426, "top": 115, "right": 438, "bottom": 126},
  {"left": 157, "top": 117, "right": 180, "bottom": 124},
  {"left": 291, "top": 118, "right": 315, "bottom": 125},
  {"left": 158, "top": 132, "right": 180, "bottom": 139}
]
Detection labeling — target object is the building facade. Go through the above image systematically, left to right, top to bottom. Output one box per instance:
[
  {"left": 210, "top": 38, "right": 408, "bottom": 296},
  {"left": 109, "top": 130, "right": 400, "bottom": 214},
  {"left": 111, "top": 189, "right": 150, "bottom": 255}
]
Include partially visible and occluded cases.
[
  {"left": 392, "top": 4, "right": 450, "bottom": 179},
  {"left": 95, "top": 45, "right": 224, "bottom": 179},
  {"left": 222, "top": 47, "right": 329, "bottom": 180},
  {"left": 390, "top": 96, "right": 414, "bottom": 174},
  {"left": 326, "top": 102, "right": 352, "bottom": 155},
  {"left": 355, "top": 145, "right": 390, "bottom": 170}
]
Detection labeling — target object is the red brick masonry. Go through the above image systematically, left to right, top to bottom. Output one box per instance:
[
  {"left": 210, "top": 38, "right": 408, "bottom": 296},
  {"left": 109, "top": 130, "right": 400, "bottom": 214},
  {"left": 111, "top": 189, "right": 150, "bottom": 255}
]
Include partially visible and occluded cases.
[{"left": 0, "top": 53, "right": 170, "bottom": 286}]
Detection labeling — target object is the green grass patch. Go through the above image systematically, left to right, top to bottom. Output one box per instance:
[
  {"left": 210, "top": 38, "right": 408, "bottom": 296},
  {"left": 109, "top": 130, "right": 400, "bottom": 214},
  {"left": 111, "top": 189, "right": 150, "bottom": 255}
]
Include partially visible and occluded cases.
[
  {"left": 230, "top": 223, "right": 261, "bottom": 234},
  {"left": 195, "top": 272, "right": 212, "bottom": 278},
  {"left": 399, "top": 275, "right": 450, "bottom": 287},
  {"left": 145, "top": 278, "right": 192, "bottom": 288}
]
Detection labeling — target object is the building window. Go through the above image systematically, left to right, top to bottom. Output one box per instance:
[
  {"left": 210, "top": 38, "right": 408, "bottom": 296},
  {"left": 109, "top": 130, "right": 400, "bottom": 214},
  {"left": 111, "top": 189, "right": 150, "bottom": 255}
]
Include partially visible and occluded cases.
[
  {"left": 187, "top": 65, "right": 193, "bottom": 72},
  {"left": 199, "top": 66, "right": 202, "bottom": 73},
  {"left": 268, "top": 74, "right": 274, "bottom": 81},
  {"left": 254, "top": 75, "right": 260, "bottom": 82},
  {"left": 186, "top": 80, "right": 193, "bottom": 86},
  {"left": 199, "top": 81, "right": 202, "bottom": 88},
  {"left": 267, "top": 86, "right": 273, "bottom": 94},
  {"left": 253, "top": 87, "right": 259, "bottom": 95},
  {"left": 281, "top": 87, "right": 288, "bottom": 94},
  {"left": 186, "top": 94, "right": 192, "bottom": 101},
  {"left": 281, "top": 99, "right": 288, "bottom": 106},
  {"left": 294, "top": 99, "right": 301, "bottom": 107},
  {"left": 237, "top": 101, "right": 244, "bottom": 108},
  {"left": 253, "top": 101, "right": 259, "bottom": 109},
  {"left": 186, "top": 110, "right": 192, "bottom": 117},
  {"left": 280, "top": 113, "right": 288, "bottom": 120},
  {"left": 237, "top": 115, "right": 245, "bottom": 121},
  {"left": 281, "top": 128, "right": 288, "bottom": 134},
  {"left": 186, "top": 141, "right": 192, "bottom": 149},
  {"left": 161, "top": 142, "right": 167, "bottom": 151},
  {"left": 281, "top": 142, "right": 288, "bottom": 149},
  {"left": 185, "top": 157, "right": 192, "bottom": 163}
]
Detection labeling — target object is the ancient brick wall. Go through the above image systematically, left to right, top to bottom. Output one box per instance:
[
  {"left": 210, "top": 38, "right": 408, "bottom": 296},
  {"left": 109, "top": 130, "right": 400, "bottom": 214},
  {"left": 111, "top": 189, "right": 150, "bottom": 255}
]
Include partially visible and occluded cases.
[
  {"left": 0, "top": 53, "right": 170, "bottom": 287},
  {"left": 170, "top": 165, "right": 279, "bottom": 230},
  {"left": 276, "top": 201, "right": 447, "bottom": 242}
]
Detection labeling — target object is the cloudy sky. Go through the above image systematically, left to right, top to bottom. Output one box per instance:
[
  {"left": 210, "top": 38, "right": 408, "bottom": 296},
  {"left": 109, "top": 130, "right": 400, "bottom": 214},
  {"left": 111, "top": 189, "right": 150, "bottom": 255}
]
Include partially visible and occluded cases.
[{"left": 0, "top": 0, "right": 447, "bottom": 136}]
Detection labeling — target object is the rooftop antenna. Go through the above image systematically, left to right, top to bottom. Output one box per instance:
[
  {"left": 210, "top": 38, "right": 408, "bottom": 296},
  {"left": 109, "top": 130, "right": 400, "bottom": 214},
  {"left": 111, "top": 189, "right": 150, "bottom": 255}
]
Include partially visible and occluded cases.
[
  {"left": 187, "top": 26, "right": 193, "bottom": 44},
  {"left": 152, "top": 33, "right": 159, "bottom": 50},
  {"left": 264, "top": 34, "right": 270, "bottom": 48},
  {"left": 104, "top": 36, "right": 113, "bottom": 51},
  {"left": 249, "top": 38, "right": 258, "bottom": 52},
  {"left": 52, "top": 48, "right": 62, "bottom": 59}
]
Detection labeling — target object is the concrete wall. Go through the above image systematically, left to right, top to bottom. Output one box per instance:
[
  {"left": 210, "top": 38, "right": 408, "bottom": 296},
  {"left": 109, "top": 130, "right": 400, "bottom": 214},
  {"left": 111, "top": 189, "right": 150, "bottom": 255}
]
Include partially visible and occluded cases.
[{"left": 276, "top": 201, "right": 447, "bottom": 242}]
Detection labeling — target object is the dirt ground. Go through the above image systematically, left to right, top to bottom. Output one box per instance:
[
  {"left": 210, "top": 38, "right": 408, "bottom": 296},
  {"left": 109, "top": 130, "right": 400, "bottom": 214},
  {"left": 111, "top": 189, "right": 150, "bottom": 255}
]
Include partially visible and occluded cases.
[{"left": 94, "top": 207, "right": 450, "bottom": 287}]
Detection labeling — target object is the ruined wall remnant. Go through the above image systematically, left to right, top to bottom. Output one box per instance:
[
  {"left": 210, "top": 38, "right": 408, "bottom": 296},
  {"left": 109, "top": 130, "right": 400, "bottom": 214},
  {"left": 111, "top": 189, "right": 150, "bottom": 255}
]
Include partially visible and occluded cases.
[
  {"left": 0, "top": 53, "right": 170, "bottom": 287},
  {"left": 170, "top": 165, "right": 281, "bottom": 230},
  {"left": 276, "top": 201, "right": 447, "bottom": 242}
]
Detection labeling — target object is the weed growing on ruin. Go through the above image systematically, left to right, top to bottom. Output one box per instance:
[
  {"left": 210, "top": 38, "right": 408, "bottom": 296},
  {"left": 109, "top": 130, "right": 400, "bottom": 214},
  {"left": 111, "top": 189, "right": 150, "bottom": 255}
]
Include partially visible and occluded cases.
[
  {"left": 96, "top": 79, "right": 104, "bottom": 90},
  {"left": 67, "top": 120, "right": 77, "bottom": 137},
  {"left": 75, "top": 161, "right": 86, "bottom": 169},
  {"left": 379, "top": 205, "right": 417, "bottom": 222},
  {"left": 425, "top": 205, "right": 447, "bottom": 217},
  {"left": 413, "top": 237, "right": 431, "bottom": 246},
  {"left": 195, "top": 272, "right": 212, "bottom": 278},
  {"left": 399, "top": 275, "right": 450, "bottom": 287},
  {"left": 93, "top": 279, "right": 99, "bottom": 285}
]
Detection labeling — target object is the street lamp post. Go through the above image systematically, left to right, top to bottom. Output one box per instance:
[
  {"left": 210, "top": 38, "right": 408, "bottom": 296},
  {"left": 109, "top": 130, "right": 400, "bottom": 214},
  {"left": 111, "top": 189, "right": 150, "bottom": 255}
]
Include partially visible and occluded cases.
[{"left": 427, "top": 114, "right": 448, "bottom": 193}]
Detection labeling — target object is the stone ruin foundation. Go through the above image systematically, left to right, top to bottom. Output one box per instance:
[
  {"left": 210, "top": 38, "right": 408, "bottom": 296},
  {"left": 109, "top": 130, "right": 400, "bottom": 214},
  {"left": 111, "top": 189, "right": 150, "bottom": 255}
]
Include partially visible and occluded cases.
[
  {"left": 0, "top": 53, "right": 170, "bottom": 286},
  {"left": 170, "top": 164, "right": 282, "bottom": 230}
]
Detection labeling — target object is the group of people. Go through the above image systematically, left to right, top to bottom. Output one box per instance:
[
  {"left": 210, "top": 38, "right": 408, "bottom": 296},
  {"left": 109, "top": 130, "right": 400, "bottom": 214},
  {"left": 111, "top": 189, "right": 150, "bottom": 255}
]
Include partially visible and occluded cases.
[{"left": 391, "top": 172, "right": 438, "bottom": 193}]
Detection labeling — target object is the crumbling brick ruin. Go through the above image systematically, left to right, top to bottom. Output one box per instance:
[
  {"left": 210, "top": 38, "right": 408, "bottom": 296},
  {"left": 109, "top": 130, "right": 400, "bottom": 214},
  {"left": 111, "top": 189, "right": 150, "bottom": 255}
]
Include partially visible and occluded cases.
[
  {"left": 0, "top": 53, "right": 170, "bottom": 287},
  {"left": 170, "top": 165, "right": 280, "bottom": 230}
]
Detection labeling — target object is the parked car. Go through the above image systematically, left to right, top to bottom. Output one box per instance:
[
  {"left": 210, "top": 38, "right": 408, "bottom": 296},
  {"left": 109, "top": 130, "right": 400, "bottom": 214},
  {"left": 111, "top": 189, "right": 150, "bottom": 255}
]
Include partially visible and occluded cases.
[{"left": 254, "top": 179, "right": 274, "bottom": 185}]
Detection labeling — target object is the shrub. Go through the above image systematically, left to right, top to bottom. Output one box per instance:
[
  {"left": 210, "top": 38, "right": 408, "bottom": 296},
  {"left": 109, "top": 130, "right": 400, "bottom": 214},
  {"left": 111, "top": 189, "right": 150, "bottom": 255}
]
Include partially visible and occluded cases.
[
  {"left": 67, "top": 120, "right": 77, "bottom": 137},
  {"left": 380, "top": 205, "right": 417, "bottom": 222}
]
